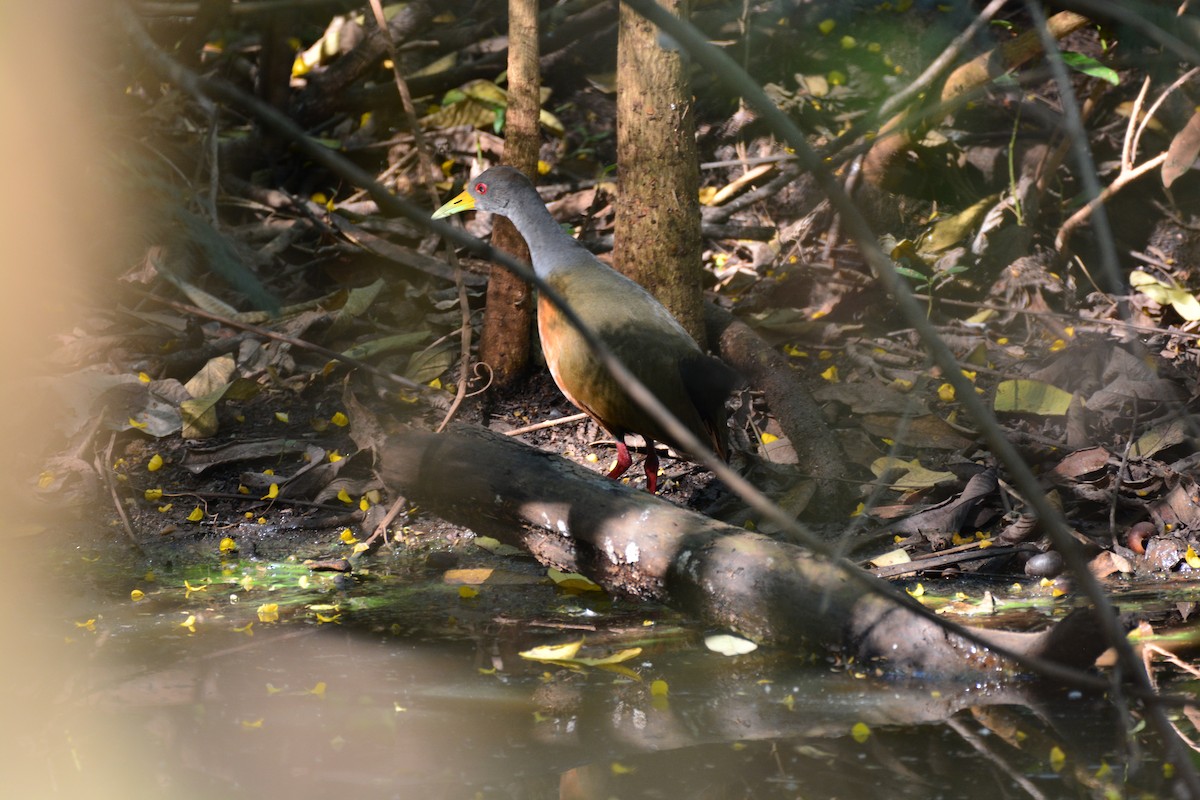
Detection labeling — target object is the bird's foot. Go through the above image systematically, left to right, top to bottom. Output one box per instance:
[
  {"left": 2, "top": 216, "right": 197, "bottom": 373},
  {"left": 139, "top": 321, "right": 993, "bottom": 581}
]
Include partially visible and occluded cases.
[
  {"left": 606, "top": 441, "right": 634, "bottom": 482},
  {"left": 643, "top": 450, "right": 660, "bottom": 494}
]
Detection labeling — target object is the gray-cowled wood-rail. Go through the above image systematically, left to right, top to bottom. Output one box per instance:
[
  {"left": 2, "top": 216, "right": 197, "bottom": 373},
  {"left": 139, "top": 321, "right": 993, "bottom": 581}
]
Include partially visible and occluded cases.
[{"left": 432, "top": 166, "right": 739, "bottom": 493}]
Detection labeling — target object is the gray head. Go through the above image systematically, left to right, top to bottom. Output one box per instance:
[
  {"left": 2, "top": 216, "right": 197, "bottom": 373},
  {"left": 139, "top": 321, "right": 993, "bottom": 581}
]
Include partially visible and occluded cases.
[{"left": 431, "top": 165, "right": 536, "bottom": 219}]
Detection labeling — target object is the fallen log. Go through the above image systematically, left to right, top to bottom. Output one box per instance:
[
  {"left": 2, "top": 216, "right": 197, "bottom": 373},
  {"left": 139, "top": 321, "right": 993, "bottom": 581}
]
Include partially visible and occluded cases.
[{"left": 379, "top": 424, "right": 1109, "bottom": 678}]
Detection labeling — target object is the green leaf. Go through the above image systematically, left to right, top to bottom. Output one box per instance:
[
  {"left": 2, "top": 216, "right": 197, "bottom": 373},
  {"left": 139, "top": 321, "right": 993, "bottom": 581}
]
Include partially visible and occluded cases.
[
  {"left": 1061, "top": 52, "right": 1119, "bottom": 85},
  {"left": 894, "top": 266, "right": 927, "bottom": 281},
  {"left": 1130, "top": 269, "right": 1200, "bottom": 320},
  {"left": 405, "top": 344, "right": 455, "bottom": 384},
  {"left": 994, "top": 380, "right": 1074, "bottom": 415},
  {"left": 870, "top": 457, "right": 956, "bottom": 491}
]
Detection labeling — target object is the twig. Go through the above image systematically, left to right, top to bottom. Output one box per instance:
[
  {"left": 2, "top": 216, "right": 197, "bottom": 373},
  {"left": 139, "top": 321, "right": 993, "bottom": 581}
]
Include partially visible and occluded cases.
[
  {"left": 365, "top": 0, "right": 473, "bottom": 435},
  {"left": 365, "top": 0, "right": 470, "bottom": 542},
  {"left": 878, "top": 0, "right": 1011, "bottom": 119},
  {"left": 1023, "top": 2, "right": 1122, "bottom": 292},
  {"left": 1057, "top": 65, "right": 1198, "bottom": 252},
  {"left": 1124, "top": 76, "right": 1154, "bottom": 170},
  {"left": 1054, "top": 152, "right": 1168, "bottom": 251},
  {"left": 137, "top": 291, "right": 426, "bottom": 392},
  {"left": 503, "top": 412, "right": 589, "bottom": 436},
  {"left": 100, "top": 432, "right": 143, "bottom": 553},
  {"left": 163, "top": 490, "right": 355, "bottom": 513},
  {"left": 366, "top": 496, "right": 409, "bottom": 545},
  {"left": 944, "top": 718, "right": 1050, "bottom": 800}
]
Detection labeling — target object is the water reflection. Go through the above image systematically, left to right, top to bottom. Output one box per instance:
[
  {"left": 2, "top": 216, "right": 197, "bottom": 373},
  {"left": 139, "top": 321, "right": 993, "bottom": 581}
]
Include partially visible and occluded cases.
[{"left": 7, "top": 538, "right": 1161, "bottom": 800}]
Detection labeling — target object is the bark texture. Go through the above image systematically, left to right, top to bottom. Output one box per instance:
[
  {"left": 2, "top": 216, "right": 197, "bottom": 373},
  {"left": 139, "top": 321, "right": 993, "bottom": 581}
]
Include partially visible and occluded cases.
[
  {"left": 478, "top": 0, "right": 540, "bottom": 387},
  {"left": 614, "top": 0, "right": 705, "bottom": 342},
  {"left": 705, "top": 303, "right": 853, "bottom": 518}
]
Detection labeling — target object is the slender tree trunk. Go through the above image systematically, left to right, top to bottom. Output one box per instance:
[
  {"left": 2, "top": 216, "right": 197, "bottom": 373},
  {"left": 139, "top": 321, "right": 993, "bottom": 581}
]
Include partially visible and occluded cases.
[
  {"left": 478, "top": 0, "right": 540, "bottom": 387},
  {"left": 614, "top": 0, "right": 704, "bottom": 342}
]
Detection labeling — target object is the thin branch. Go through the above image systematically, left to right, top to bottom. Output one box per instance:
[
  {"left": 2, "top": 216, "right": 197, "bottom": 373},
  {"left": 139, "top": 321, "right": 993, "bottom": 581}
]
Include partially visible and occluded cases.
[
  {"left": 366, "top": 0, "right": 472, "bottom": 433},
  {"left": 878, "top": 0, "right": 1011, "bottom": 119},
  {"left": 137, "top": 291, "right": 427, "bottom": 393}
]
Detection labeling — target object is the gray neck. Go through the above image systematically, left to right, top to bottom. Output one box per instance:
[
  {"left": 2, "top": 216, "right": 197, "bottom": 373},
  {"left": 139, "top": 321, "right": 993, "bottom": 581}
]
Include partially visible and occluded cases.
[{"left": 500, "top": 198, "right": 589, "bottom": 279}]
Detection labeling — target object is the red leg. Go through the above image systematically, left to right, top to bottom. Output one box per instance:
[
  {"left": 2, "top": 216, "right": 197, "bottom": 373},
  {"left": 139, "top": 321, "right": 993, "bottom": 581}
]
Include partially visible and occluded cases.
[
  {"left": 607, "top": 440, "right": 634, "bottom": 481},
  {"left": 643, "top": 447, "right": 660, "bottom": 494}
]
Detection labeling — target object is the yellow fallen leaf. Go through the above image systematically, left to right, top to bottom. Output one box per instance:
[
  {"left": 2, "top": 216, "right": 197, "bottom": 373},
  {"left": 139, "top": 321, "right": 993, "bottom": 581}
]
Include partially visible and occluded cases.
[
  {"left": 547, "top": 568, "right": 604, "bottom": 592},
  {"left": 520, "top": 641, "right": 583, "bottom": 661}
]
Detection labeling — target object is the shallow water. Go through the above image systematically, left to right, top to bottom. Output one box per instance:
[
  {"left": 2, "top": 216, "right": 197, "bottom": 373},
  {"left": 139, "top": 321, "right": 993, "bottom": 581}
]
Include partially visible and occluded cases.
[{"left": 2, "top": 526, "right": 1178, "bottom": 800}]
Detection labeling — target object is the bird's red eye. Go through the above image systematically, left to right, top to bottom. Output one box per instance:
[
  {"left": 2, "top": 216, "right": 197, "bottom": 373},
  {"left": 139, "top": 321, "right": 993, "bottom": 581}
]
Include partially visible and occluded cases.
[{"left": 475, "top": 182, "right": 488, "bottom": 195}]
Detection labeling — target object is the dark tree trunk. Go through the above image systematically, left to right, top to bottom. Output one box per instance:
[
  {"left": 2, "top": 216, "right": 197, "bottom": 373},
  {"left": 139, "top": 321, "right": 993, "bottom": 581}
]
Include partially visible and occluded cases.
[
  {"left": 479, "top": 0, "right": 540, "bottom": 387},
  {"left": 705, "top": 303, "right": 855, "bottom": 518}
]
